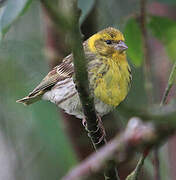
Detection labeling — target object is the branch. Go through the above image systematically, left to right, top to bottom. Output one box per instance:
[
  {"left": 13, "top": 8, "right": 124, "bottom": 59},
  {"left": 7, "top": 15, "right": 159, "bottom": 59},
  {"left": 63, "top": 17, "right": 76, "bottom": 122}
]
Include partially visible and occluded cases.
[
  {"left": 41, "top": 0, "right": 119, "bottom": 179},
  {"left": 67, "top": 3, "right": 119, "bottom": 180},
  {"left": 62, "top": 108, "right": 176, "bottom": 180}
]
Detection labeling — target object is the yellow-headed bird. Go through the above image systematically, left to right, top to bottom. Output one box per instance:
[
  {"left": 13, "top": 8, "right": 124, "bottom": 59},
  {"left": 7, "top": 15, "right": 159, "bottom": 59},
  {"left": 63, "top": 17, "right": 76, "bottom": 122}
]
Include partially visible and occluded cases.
[{"left": 17, "top": 27, "right": 131, "bottom": 119}]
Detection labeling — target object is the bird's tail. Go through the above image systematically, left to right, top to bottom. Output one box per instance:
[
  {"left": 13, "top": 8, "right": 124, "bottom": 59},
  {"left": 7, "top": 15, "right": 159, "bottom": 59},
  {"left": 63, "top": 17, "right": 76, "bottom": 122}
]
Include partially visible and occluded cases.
[{"left": 16, "top": 91, "right": 43, "bottom": 105}]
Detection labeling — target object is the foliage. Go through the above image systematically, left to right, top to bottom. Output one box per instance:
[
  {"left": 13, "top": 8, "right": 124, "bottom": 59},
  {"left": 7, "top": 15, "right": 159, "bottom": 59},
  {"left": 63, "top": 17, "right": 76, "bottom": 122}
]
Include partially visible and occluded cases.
[
  {"left": 0, "top": 0, "right": 33, "bottom": 37},
  {"left": 148, "top": 15, "right": 176, "bottom": 61},
  {"left": 124, "top": 18, "right": 144, "bottom": 67}
]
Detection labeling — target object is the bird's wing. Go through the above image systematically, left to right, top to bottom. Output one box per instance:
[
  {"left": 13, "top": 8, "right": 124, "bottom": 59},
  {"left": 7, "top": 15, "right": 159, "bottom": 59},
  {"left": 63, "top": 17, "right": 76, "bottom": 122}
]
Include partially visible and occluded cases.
[{"left": 28, "top": 54, "right": 74, "bottom": 97}]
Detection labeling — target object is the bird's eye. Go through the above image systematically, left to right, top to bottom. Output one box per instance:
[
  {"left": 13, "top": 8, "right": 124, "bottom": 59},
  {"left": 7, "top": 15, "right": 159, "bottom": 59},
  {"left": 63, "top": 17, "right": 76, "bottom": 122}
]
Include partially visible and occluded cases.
[{"left": 105, "top": 40, "right": 112, "bottom": 45}]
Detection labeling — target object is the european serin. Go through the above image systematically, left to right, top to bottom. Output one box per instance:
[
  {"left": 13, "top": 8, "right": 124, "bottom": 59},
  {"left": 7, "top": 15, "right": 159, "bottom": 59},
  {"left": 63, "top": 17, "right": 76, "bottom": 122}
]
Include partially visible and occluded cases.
[{"left": 17, "top": 27, "right": 131, "bottom": 119}]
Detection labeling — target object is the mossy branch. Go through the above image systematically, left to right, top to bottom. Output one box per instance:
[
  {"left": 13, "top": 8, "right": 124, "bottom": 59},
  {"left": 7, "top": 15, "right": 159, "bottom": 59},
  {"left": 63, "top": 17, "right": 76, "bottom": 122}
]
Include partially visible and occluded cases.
[{"left": 41, "top": 0, "right": 119, "bottom": 179}]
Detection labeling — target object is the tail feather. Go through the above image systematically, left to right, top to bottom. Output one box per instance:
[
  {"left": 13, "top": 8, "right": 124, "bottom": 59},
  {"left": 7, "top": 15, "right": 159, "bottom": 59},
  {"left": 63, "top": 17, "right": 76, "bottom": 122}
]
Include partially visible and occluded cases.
[{"left": 16, "top": 91, "right": 43, "bottom": 105}]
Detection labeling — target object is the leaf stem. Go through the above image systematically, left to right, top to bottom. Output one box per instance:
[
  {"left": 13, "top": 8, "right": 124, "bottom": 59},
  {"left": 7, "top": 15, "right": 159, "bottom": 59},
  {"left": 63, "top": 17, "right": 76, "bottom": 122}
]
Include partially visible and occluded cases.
[
  {"left": 160, "top": 61, "right": 176, "bottom": 106},
  {"left": 126, "top": 153, "right": 146, "bottom": 180}
]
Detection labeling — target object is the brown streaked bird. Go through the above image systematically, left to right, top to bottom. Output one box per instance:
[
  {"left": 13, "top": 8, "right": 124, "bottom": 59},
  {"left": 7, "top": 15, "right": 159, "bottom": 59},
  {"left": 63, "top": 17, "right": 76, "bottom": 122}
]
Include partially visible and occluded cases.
[{"left": 17, "top": 27, "right": 131, "bottom": 119}]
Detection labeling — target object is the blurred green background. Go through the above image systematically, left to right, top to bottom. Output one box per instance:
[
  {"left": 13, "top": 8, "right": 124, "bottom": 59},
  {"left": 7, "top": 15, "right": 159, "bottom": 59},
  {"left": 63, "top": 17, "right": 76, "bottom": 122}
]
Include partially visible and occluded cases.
[
  {"left": 0, "top": 0, "right": 176, "bottom": 180},
  {"left": 0, "top": 2, "right": 77, "bottom": 180}
]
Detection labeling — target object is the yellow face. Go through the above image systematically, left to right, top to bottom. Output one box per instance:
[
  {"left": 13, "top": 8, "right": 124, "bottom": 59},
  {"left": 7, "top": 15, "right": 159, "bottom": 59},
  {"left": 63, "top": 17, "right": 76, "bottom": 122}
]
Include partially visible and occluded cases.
[{"left": 88, "top": 27, "right": 128, "bottom": 57}]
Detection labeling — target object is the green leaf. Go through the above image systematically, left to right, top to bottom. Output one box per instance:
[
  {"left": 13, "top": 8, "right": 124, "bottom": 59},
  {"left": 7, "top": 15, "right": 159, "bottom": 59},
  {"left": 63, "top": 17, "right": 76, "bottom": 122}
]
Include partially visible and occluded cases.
[
  {"left": 0, "top": 0, "right": 33, "bottom": 37},
  {"left": 78, "top": 0, "right": 95, "bottom": 24},
  {"left": 148, "top": 16, "right": 176, "bottom": 61},
  {"left": 124, "top": 18, "right": 144, "bottom": 67}
]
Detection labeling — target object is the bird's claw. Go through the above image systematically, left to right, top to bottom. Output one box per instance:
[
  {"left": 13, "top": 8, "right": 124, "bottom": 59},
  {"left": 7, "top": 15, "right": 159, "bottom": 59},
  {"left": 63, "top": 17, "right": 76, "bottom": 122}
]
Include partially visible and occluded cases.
[{"left": 82, "top": 115, "right": 106, "bottom": 144}]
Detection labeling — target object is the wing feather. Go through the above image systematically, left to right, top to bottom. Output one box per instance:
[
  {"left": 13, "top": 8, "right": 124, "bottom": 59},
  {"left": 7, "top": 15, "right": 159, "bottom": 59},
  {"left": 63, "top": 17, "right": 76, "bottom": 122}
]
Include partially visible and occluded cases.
[{"left": 29, "top": 55, "right": 74, "bottom": 96}]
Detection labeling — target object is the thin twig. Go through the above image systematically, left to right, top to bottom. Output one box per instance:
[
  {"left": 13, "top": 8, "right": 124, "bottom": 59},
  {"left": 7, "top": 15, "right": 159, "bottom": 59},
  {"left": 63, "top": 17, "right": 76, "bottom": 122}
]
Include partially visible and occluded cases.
[
  {"left": 140, "top": 0, "right": 153, "bottom": 104},
  {"left": 141, "top": 3, "right": 161, "bottom": 175},
  {"left": 153, "top": 61, "right": 176, "bottom": 180},
  {"left": 154, "top": 61, "right": 176, "bottom": 180},
  {"left": 160, "top": 61, "right": 176, "bottom": 106},
  {"left": 153, "top": 149, "right": 160, "bottom": 180},
  {"left": 125, "top": 152, "right": 147, "bottom": 180},
  {"left": 126, "top": 152, "right": 147, "bottom": 180},
  {"left": 153, "top": 152, "right": 160, "bottom": 180}
]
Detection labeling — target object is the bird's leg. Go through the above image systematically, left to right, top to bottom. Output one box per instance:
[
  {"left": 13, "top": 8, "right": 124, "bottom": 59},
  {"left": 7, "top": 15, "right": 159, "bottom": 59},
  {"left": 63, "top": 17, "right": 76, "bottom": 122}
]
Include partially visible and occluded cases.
[
  {"left": 82, "top": 114, "right": 106, "bottom": 145},
  {"left": 97, "top": 114, "right": 106, "bottom": 138},
  {"left": 82, "top": 118, "right": 88, "bottom": 130}
]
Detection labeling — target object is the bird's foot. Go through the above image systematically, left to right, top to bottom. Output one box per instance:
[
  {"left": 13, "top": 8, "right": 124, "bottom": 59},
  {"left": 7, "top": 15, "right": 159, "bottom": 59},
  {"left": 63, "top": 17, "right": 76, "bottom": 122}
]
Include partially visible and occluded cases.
[
  {"left": 96, "top": 114, "right": 106, "bottom": 138},
  {"left": 82, "top": 115, "right": 106, "bottom": 145},
  {"left": 82, "top": 118, "right": 88, "bottom": 130}
]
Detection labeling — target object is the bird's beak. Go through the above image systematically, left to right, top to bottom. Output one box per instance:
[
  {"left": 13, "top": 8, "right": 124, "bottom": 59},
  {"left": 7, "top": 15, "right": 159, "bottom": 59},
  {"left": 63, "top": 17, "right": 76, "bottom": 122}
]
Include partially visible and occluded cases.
[{"left": 114, "top": 41, "right": 128, "bottom": 53}]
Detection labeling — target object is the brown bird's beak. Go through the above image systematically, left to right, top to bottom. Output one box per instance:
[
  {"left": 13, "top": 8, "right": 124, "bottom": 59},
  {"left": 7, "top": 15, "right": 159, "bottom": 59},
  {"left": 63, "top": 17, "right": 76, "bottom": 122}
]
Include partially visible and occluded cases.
[{"left": 114, "top": 41, "right": 128, "bottom": 53}]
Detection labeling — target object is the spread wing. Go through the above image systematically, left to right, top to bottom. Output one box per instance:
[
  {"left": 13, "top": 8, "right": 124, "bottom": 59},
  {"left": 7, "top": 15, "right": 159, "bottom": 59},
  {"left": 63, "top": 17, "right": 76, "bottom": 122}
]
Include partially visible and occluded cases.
[{"left": 16, "top": 54, "right": 74, "bottom": 105}]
